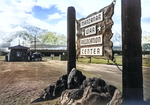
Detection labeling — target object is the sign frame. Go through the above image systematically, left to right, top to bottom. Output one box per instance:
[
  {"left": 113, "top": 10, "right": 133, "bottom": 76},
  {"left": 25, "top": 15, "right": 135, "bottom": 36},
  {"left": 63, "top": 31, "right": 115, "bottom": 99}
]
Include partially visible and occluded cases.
[{"left": 76, "top": 1, "right": 115, "bottom": 60}]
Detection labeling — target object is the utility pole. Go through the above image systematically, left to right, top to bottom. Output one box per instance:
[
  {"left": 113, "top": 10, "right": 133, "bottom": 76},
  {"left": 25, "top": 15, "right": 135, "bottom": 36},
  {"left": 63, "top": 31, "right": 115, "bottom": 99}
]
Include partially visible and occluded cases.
[
  {"left": 122, "top": 0, "right": 143, "bottom": 104},
  {"left": 67, "top": 7, "right": 76, "bottom": 75},
  {"left": 31, "top": 35, "right": 39, "bottom": 52},
  {"left": 18, "top": 39, "right": 20, "bottom": 45},
  {"left": 21, "top": 41, "right": 25, "bottom": 46}
]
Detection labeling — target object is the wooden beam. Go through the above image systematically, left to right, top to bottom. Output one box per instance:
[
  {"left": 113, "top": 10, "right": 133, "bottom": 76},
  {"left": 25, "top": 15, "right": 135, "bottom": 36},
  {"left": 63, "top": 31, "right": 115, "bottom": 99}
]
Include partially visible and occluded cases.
[
  {"left": 121, "top": 0, "right": 143, "bottom": 104},
  {"left": 67, "top": 7, "right": 76, "bottom": 75}
]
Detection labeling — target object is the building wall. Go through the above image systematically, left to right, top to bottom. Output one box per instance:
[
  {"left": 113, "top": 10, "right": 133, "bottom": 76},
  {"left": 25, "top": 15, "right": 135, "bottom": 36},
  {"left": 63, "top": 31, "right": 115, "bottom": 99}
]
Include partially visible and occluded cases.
[
  {"left": 10, "top": 49, "right": 28, "bottom": 61},
  {"left": 31, "top": 50, "right": 67, "bottom": 56}
]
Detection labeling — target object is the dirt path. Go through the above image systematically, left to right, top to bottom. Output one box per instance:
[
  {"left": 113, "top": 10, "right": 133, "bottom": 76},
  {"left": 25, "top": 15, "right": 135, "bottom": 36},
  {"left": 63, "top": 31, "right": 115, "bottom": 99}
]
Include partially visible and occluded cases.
[
  {"left": 0, "top": 60, "right": 149, "bottom": 105},
  {"left": 0, "top": 60, "right": 67, "bottom": 105},
  {"left": 76, "top": 62, "right": 150, "bottom": 101},
  {"left": 77, "top": 62, "right": 122, "bottom": 89}
]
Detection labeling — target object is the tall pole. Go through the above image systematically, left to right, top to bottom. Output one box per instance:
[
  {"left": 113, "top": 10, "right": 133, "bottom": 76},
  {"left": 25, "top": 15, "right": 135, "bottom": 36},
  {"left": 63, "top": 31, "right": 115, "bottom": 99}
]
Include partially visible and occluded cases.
[
  {"left": 122, "top": 0, "right": 143, "bottom": 104},
  {"left": 67, "top": 7, "right": 76, "bottom": 75},
  {"left": 31, "top": 35, "right": 39, "bottom": 52},
  {"left": 35, "top": 35, "right": 36, "bottom": 52},
  {"left": 18, "top": 39, "right": 20, "bottom": 45},
  {"left": 21, "top": 41, "right": 25, "bottom": 46}
]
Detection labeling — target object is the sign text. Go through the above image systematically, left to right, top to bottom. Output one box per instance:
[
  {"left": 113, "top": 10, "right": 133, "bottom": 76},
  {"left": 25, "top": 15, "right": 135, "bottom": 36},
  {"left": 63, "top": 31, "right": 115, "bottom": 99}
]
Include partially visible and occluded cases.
[
  {"left": 80, "top": 12, "right": 103, "bottom": 28},
  {"left": 85, "top": 25, "right": 96, "bottom": 36},
  {"left": 80, "top": 35, "right": 103, "bottom": 46},
  {"left": 81, "top": 46, "right": 103, "bottom": 56}
]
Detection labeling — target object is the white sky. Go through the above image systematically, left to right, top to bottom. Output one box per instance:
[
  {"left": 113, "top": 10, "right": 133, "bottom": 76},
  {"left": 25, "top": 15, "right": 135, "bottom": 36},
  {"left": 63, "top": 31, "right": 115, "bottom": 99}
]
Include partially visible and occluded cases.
[{"left": 0, "top": 0, "right": 149, "bottom": 45}]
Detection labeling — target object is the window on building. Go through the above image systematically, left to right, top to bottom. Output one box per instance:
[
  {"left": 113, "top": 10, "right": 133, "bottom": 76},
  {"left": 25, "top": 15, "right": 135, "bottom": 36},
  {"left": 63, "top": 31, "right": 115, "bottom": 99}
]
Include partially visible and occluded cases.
[{"left": 16, "top": 51, "right": 22, "bottom": 57}]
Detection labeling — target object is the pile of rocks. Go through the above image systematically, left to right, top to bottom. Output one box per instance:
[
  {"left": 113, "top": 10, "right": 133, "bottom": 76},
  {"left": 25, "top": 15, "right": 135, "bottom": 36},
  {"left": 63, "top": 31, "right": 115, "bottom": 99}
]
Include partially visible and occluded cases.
[
  {"left": 42, "top": 68, "right": 122, "bottom": 105},
  {"left": 44, "top": 68, "right": 86, "bottom": 100}
]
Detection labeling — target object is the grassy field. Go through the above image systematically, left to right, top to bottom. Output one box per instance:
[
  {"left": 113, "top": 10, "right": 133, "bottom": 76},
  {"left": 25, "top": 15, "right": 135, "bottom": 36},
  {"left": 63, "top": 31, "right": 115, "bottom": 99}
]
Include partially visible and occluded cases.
[
  {"left": 1, "top": 55, "right": 150, "bottom": 67},
  {"left": 77, "top": 55, "right": 150, "bottom": 67},
  {"left": 0, "top": 56, "right": 5, "bottom": 60},
  {"left": 42, "top": 56, "right": 60, "bottom": 60},
  {"left": 78, "top": 56, "right": 122, "bottom": 65}
]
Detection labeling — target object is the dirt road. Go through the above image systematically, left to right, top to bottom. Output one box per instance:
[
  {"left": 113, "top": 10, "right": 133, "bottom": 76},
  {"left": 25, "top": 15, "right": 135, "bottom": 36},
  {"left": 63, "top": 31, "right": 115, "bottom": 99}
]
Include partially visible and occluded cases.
[
  {"left": 0, "top": 60, "right": 149, "bottom": 105},
  {"left": 0, "top": 60, "right": 67, "bottom": 105},
  {"left": 77, "top": 62, "right": 150, "bottom": 101}
]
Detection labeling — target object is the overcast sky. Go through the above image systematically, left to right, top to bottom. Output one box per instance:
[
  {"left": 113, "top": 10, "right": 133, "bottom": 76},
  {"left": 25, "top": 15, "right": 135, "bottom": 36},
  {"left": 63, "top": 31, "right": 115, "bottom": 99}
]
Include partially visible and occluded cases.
[{"left": 0, "top": 0, "right": 150, "bottom": 39}]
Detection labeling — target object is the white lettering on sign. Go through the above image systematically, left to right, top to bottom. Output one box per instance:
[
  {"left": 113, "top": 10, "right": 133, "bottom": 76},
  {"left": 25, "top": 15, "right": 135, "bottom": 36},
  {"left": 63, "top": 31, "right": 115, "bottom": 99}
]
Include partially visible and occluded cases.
[
  {"left": 80, "top": 12, "right": 103, "bottom": 28},
  {"left": 85, "top": 25, "right": 96, "bottom": 36},
  {"left": 80, "top": 35, "right": 103, "bottom": 46},
  {"left": 80, "top": 46, "right": 103, "bottom": 56}
]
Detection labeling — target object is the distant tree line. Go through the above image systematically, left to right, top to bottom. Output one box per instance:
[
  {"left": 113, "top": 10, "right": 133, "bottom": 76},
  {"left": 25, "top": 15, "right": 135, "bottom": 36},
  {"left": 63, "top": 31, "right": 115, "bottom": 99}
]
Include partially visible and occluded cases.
[
  {"left": 3, "top": 27, "right": 67, "bottom": 46},
  {"left": 38, "top": 32, "right": 67, "bottom": 45}
]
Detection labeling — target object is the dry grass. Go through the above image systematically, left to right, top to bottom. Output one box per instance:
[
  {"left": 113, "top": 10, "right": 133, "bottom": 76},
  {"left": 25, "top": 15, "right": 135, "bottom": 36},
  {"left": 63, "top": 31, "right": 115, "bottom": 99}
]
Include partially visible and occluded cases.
[
  {"left": 78, "top": 55, "right": 150, "bottom": 67},
  {"left": 0, "top": 56, "right": 5, "bottom": 60},
  {"left": 32, "top": 98, "right": 60, "bottom": 105}
]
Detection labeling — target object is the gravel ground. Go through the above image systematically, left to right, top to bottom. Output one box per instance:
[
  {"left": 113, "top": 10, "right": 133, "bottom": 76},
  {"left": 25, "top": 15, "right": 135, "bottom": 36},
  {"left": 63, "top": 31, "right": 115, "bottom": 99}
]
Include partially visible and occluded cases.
[{"left": 0, "top": 60, "right": 149, "bottom": 105}]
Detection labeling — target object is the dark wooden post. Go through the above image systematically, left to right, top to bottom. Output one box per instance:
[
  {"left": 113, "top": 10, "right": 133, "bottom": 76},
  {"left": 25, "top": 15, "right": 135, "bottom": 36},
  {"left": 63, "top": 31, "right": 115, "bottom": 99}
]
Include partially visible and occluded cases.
[
  {"left": 122, "top": 0, "right": 143, "bottom": 104},
  {"left": 67, "top": 7, "right": 76, "bottom": 75},
  {"left": 89, "top": 57, "right": 91, "bottom": 63}
]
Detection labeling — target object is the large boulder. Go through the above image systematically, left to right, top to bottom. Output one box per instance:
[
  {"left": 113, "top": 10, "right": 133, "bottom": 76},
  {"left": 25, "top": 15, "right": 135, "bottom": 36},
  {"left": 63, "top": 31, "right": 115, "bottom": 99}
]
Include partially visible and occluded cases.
[
  {"left": 67, "top": 68, "right": 86, "bottom": 89},
  {"left": 44, "top": 74, "right": 68, "bottom": 100},
  {"left": 60, "top": 77, "right": 120, "bottom": 105},
  {"left": 80, "top": 77, "right": 106, "bottom": 89},
  {"left": 53, "top": 79, "right": 68, "bottom": 97},
  {"left": 44, "top": 84, "right": 55, "bottom": 100},
  {"left": 104, "top": 85, "right": 117, "bottom": 97},
  {"left": 60, "top": 86, "right": 112, "bottom": 105},
  {"left": 108, "top": 89, "right": 123, "bottom": 105}
]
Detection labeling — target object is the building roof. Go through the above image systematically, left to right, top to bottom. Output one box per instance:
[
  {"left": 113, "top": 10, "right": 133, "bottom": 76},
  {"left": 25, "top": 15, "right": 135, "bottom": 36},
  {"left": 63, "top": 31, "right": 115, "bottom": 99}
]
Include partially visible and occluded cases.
[
  {"left": 30, "top": 44, "right": 67, "bottom": 50},
  {"left": 30, "top": 44, "right": 66, "bottom": 48},
  {"left": 8, "top": 45, "right": 29, "bottom": 50}
]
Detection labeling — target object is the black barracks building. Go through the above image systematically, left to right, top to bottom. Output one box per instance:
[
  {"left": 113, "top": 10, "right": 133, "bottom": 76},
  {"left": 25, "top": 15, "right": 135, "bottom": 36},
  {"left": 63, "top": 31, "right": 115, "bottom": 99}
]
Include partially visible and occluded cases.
[{"left": 8, "top": 45, "right": 31, "bottom": 61}]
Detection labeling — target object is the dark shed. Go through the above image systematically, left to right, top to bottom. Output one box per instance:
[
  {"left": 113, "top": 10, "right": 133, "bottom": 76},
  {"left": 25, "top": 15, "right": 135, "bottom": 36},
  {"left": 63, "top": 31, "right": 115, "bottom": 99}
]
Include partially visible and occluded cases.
[{"left": 8, "top": 45, "right": 30, "bottom": 61}]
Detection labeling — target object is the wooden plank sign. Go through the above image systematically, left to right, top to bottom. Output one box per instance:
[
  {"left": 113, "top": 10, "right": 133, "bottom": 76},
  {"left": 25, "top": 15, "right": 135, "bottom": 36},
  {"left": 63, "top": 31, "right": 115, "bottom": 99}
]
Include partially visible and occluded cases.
[{"left": 76, "top": 1, "right": 116, "bottom": 60}]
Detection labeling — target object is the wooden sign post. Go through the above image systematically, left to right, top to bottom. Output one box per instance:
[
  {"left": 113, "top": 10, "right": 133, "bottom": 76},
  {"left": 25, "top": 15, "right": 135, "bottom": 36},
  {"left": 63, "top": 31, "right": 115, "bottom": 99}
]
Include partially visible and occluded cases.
[
  {"left": 122, "top": 0, "right": 143, "bottom": 104},
  {"left": 76, "top": 1, "right": 116, "bottom": 61},
  {"left": 67, "top": 7, "right": 76, "bottom": 75}
]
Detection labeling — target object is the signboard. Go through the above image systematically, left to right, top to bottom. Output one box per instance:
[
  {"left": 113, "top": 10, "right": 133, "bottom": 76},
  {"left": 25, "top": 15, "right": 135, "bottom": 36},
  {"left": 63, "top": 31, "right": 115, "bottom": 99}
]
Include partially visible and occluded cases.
[
  {"left": 76, "top": 1, "right": 115, "bottom": 60},
  {"left": 80, "top": 12, "right": 103, "bottom": 28},
  {"left": 85, "top": 25, "right": 96, "bottom": 36},
  {"left": 80, "top": 35, "right": 103, "bottom": 46},
  {"left": 81, "top": 46, "right": 103, "bottom": 56}
]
